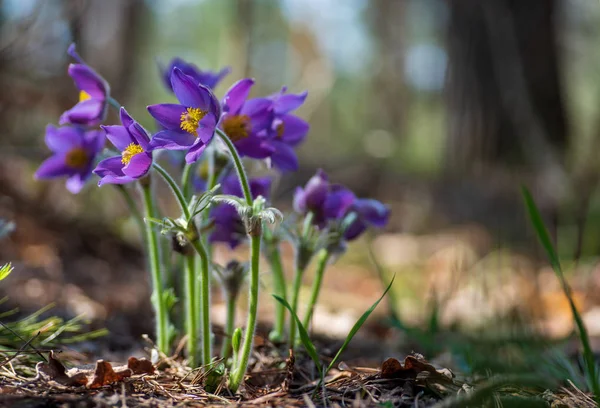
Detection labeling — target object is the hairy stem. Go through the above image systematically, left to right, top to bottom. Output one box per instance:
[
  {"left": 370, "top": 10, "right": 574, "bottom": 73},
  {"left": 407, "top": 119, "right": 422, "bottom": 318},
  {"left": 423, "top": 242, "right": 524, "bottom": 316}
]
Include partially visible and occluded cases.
[
  {"left": 152, "top": 163, "right": 190, "bottom": 219},
  {"left": 140, "top": 180, "right": 169, "bottom": 353},
  {"left": 189, "top": 238, "right": 212, "bottom": 366},
  {"left": 266, "top": 244, "right": 287, "bottom": 342},
  {"left": 302, "top": 248, "right": 330, "bottom": 329},
  {"left": 184, "top": 254, "right": 198, "bottom": 367},
  {"left": 288, "top": 254, "right": 305, "bottom": 349},
  {"left": 221, "top": 292, "right": 237, "bottom": 361}
]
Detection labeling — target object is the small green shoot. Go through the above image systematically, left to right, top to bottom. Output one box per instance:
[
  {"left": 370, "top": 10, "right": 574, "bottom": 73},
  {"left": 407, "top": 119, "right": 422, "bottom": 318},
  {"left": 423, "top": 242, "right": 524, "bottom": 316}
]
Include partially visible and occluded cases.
[
  {"left": 522, "top": 186, "right": 600, "bottom": 404},
  {"left": 0, "top": 263, "right": 13, "bottom": 281}
]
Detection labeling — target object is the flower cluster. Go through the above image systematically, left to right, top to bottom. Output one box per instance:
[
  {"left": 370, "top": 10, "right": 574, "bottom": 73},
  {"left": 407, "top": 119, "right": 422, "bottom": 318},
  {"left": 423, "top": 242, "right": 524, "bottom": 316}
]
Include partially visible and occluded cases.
[{"left": 34, "top": 45, "right": 391, "bottom": 392}]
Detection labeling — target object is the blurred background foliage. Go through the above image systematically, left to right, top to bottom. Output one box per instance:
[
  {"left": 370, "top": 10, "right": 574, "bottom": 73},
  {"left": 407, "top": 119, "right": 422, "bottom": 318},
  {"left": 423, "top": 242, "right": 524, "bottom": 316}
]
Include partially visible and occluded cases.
[{"left": 3, "top": 0, "right": 600, "bottom": 364}]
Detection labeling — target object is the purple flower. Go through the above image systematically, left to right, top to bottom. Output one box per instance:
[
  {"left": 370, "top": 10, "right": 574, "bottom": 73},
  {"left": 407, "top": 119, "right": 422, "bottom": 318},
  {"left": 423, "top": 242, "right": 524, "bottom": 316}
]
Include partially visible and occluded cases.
[
  {"left": 59, "top": 44, "right": 110, "bottom": 127},
  {"left": 160, "top": 57, "right": 230, "bottom": 91},
  {"left": 147, "top": 68, "right": 221, "bottom": 163},
  {"left": 220, "top": 78, "right": 275, "bottom": 159},
  {"left": 263, "top": 87, "right": 309, "bottom": 172},
  {"left": 93, "top": 108, "right": 152, "bottom": 185},
  {"left": 35, "top": 125, "right": 105, "bottom": 194},
  {"left": 293, "top": 170, "right": 354, "bottom": 228},
  {"left": 210, "top": 174, "right": 272, "bottom": 249},
  {"left": 343, "top": 199, "right": 390, "bottom": 241}
]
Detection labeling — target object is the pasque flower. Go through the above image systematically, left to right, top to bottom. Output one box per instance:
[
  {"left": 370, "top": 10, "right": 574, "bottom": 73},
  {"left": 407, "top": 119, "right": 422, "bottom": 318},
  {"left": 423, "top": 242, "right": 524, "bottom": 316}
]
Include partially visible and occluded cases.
[
  {"left": 60, "top": 44, "right": 110, "bottom": 127},
  {"left": 160, "top": 57, "right": 230, "bottom": 91},
  {"left": 148, "top": 68, "right": 221, "bottom": 163},
  {"left": 219, "top": 78, "right": 274, "bottom": 159},
  {"left": 263, "top": 87, "right": 309, "bottom": 172},
  {"left": 93, "top": 108, "right": 152, "bottom": 185},
  {"left": 35, "top": 125, "right": 105, "bottom": 193},
  {"left": 293, "top": 169, "right": 355, "bottom": 228},
  {"left": 210, "top": 173, "right": 272, "bottom": 248},
  {"left": 343, "top": 199, "right": 390, "bottom": 240}
]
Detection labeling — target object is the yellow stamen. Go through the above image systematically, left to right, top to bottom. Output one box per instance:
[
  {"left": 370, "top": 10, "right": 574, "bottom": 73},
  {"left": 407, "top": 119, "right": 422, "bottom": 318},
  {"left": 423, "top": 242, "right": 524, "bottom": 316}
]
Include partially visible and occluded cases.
[
  {"left": 79, "top": 90, "right": 91, "bottom": 102},
  {"left": 180, "top": 107, "right": 208, "bottom": 135},
  {"left": 222, "top": 114, "right": 251, "bottom": 143},
  {"left": 276, "top": 123, "right": 285, "bottom": 139},
  {"left": 121, "top": 143, "right": 144, "bottom": 165},
  {"left": 65, "top": 148, "right": 89, "bottom": 169}
]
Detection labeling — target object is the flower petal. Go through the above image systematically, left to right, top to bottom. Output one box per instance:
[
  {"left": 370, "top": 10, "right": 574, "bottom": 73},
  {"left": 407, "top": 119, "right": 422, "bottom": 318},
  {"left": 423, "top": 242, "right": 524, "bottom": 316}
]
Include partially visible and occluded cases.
[
  {"left": 68, "top": 64, "right": 108, "bottom": 99},
  {"left": 171, "top": 68, "right": 209, "bottom": 108},
  {"left": 222, "top": 78, "right": 254, "bottom": 114},
  {"left": 271, "top": 89, "right": 307, "bottom": 114},
  {"left": 59, "top": 99, "right": 105, "bottom": 126},
  {"left": 147, "top": 103, "right": 187, "bottom": 130},
  {"left": 119, "top": 107, "right": 135, "bottom": 128},
  {"left": 198, "top": 114, "right": 217, "bottom": 144},
  {"left": 278, "top": 114, "right": 309, "bottom": 146},
  {"left": 128, "top": 123, "right": 151, "bottom": 150},
  {"left": 45, "top": 125, "right": 82, "bottom": 152},
  {"left": 101, "top": 125, "right": 133, "bottom": 151},
  {"left": 85, "top": 129, "right": 106, "bottom": 154},
  {"left": 148, "top": 130, "right": 196, "bottom": 150},
  {"left": 235, "top": 136, "right": 274, "bottom": 159},
  {"left": 185, "top": 141, "right": 207, "bottom": 163},
  {"left": 269, "top": 141, "right": 299, "bottom": 172},
  {"left": 122, "top": 152, "right": 152, "bottom": 178},
  {"left": 35, "top": 154, "right": 71, "bottom": 179},
  {"left": 94, "top": 156, "right": 124, "bottom": 177},
  {"left": 66, "top": 174, "right": 87, "bottom": 194},
  {"left": 98, "top": 174, "right": 135, "bottom": 186},
  {"left": 250, "top": 177, "right": 272, "bottom": 199},
  {"left": 323, "top": 185, "right": 355, "bottom": 219},
  {"left": 293, "top": 187, "right": 306, "bottom": 214},
  {"left": 354, "top": 199, "right": 390, "bottom": 227}
]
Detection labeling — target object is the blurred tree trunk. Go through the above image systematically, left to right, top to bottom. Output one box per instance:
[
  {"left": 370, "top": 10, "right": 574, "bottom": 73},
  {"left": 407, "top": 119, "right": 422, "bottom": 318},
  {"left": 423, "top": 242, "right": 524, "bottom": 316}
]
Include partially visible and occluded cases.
[{"left": 445, "top": 0, "right": 567, "bottom": 174}]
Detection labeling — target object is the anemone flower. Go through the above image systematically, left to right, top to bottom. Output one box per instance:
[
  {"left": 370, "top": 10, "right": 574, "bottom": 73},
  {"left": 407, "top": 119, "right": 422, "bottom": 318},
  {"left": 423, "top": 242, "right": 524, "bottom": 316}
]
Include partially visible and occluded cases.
[
  {"left": 59, "top": 44, "right": 110, "bottom": 127},
  {"left": 160, "top": 57, "right": 230, "bottom": 91},
  {"left": 147, "top": 68, "right": 221, "bottom": 163},
  {"left": 219, "top": 78, "right": 274, "bottom": 159},
  {"left": 263, "top": 87, "right": 309, "bottom": 171},
  {"left": 94, "top": 108, "right": 152, "bottom": 185},
  {"left": 35, "top": 125, "right": 105, "bottom": 193},
  {"left": 293, "top": 169, "right": 354, "bottom": 228},
  {"left": 210, "top": 173, "right": 272, "bottom": 248},
  {"left": 343, "top": 199, "right": 390, "bottom": 240}
]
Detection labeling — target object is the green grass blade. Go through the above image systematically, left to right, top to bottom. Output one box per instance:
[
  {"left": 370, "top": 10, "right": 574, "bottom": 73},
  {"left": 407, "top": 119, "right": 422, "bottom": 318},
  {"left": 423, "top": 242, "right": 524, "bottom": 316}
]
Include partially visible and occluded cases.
[
  {"left": 522, "top": 186, "right": 600, "bottom": 402},
  {"left": 0, "top": 263, "right": 13, "bottom": 281},
  {"left": 325, "top": 275, "right": 395, "bottom": 374},
  {"left": 273, "top": 295, "right": 322, "bottom": 373}
]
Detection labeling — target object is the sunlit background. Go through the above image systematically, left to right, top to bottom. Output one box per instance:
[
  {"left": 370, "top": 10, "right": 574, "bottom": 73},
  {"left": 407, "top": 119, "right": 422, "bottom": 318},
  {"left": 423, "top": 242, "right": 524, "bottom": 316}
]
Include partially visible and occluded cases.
[{"left": 3, "top": 0, "right": 600, "bottom": 358}]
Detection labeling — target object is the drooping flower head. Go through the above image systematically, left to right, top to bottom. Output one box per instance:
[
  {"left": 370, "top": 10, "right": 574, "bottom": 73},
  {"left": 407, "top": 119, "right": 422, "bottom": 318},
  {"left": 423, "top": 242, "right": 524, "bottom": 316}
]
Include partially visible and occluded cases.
[
  {"left": 59, "top": 44, "right": 110, "bottom": 127},
  {"left": 160, "top": 57, "right": 230, "bottom": 91},
  {"left": 147, "top": 68, "right": 221, "bottom": 163},
  {"left": 220, "top": 79, "right": 275, "bottom": 159},
  {"left": 263, "top": 87, "right": 309, "bottom": 172},
  {"left": 93, "top": 108, "right": 152, "bottom": 185},
  {"left": 35, "top": 125, "right": 105, "bottom": 194},
  {"left": 293, "top": 169, "right": 355, "bottom": 228},
  {"left": 210, "top": 173, "right": 272, "bottom": 249},
  {"left": 342, "top": 199, "right": 390, "bottom": 241}
]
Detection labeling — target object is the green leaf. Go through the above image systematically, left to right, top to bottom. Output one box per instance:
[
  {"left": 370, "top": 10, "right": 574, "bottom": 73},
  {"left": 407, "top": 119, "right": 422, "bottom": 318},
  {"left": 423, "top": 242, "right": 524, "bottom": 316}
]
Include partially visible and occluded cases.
[
  {"left": 521, "top": 187, "right": 561, "bottom": 273},
  {"left": 0, "top": 263, "right": 13, "bottom": 281},
  {"left": 325, "top": 275, "right": 395, "bottom": 374},
  {"left": 272, "top": 294, "right": 322, "bottom": 373}
]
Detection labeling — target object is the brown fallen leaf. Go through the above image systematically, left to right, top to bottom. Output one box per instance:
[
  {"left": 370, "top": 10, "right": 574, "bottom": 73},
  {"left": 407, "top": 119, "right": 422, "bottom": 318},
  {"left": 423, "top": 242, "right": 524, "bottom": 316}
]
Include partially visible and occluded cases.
[
  {"left": 35, "top": 351, "right": 88, "bottom": 387},
  {"left": 380, "top": 355, "right": 451, "bottom": 380},
  {"left": 127, "top": 357, "right": 155, "bottom": 375},
  {"left": 87, "top": 360, "right": 132, "bottom": 389}
]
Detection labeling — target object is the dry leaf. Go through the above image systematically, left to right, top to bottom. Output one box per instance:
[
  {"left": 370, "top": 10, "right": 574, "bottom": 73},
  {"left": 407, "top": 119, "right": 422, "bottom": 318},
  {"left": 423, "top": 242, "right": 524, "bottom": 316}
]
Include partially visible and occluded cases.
[
  {"left": 35, "top": 351, "right": 87, "bottom": 387},
  {"left": 380, "top": 355, "right": 449, "bottom": 380},
  {"left": 127, "top": 357, "right": 155, "bottom": 375},
  {"left": 87, "top": 360, "right": 132, "bottom": 389}
]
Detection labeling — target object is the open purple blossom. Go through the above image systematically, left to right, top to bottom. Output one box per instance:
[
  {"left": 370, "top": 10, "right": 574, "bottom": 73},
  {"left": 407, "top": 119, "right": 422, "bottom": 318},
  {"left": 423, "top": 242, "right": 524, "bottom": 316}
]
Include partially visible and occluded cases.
[
  {"left": 59, "top": 44, "right": 110, "bottom": 127},
  {"left": 160, "top": 57, "right": 230, "bottom": 91},
  {"left": 147, "top": 68, "right": 221, "bottom": 163},
  {"left": 220, "top": 78, "right": 274, "bottom": 159},
  {"left": 262, "top": 87, "right": 309, "bottom": 172},
  {"left": 93, "top": 108, "right": 152, "bottom": 186},
  {"left": 35, "top": 125, "right": 105, "bottom": 194},
  {"left": 293, "top": 169, "right": 354, "bottom": 228},
  {"left": 210, "top": 174, "right": 272, "bottom": 249},
  {"left": 342, "top": 199, "right": 390, "bottom": 241}
]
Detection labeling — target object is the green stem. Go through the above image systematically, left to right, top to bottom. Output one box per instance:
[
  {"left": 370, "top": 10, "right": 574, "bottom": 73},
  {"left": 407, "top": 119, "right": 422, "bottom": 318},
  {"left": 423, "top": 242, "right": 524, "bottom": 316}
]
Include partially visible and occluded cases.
[
  {"left": 107, "top": 96, "right": 121, "bottom": 110},
  {"left": 216, "top": 129, "right": 252, "bottom": 206},
  {"left": 181, "top": 162, "right": 195, "bottom": 200},
  {"left": 152, "top": 163, "right": 190, "bottom": 219},
  {"left": 140, "top": 180, "right": 169, "bottom": 353},
  {"left": 114, "top": 185, "right": 145, "bottom": 241},
  {"left": 229, "top": 235, "right": 261, "bottom": 392},
  {"left": 189, "top": 238, "right": 212, "bottom": 366},
  {"left": 266, "top": 244, "right": 287, "bottom": 343},
  {"left": 302, "top": 249, "right": 330, "bottom": 329},
  {"left": 288, "top": 254, "right": 305, "bottom": 350},
  {"left": 184, "top": 255, "right": 198, "bottom": 367},
  {"left": 221, "top": 292, "right": 237, "bottom": 361}
]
